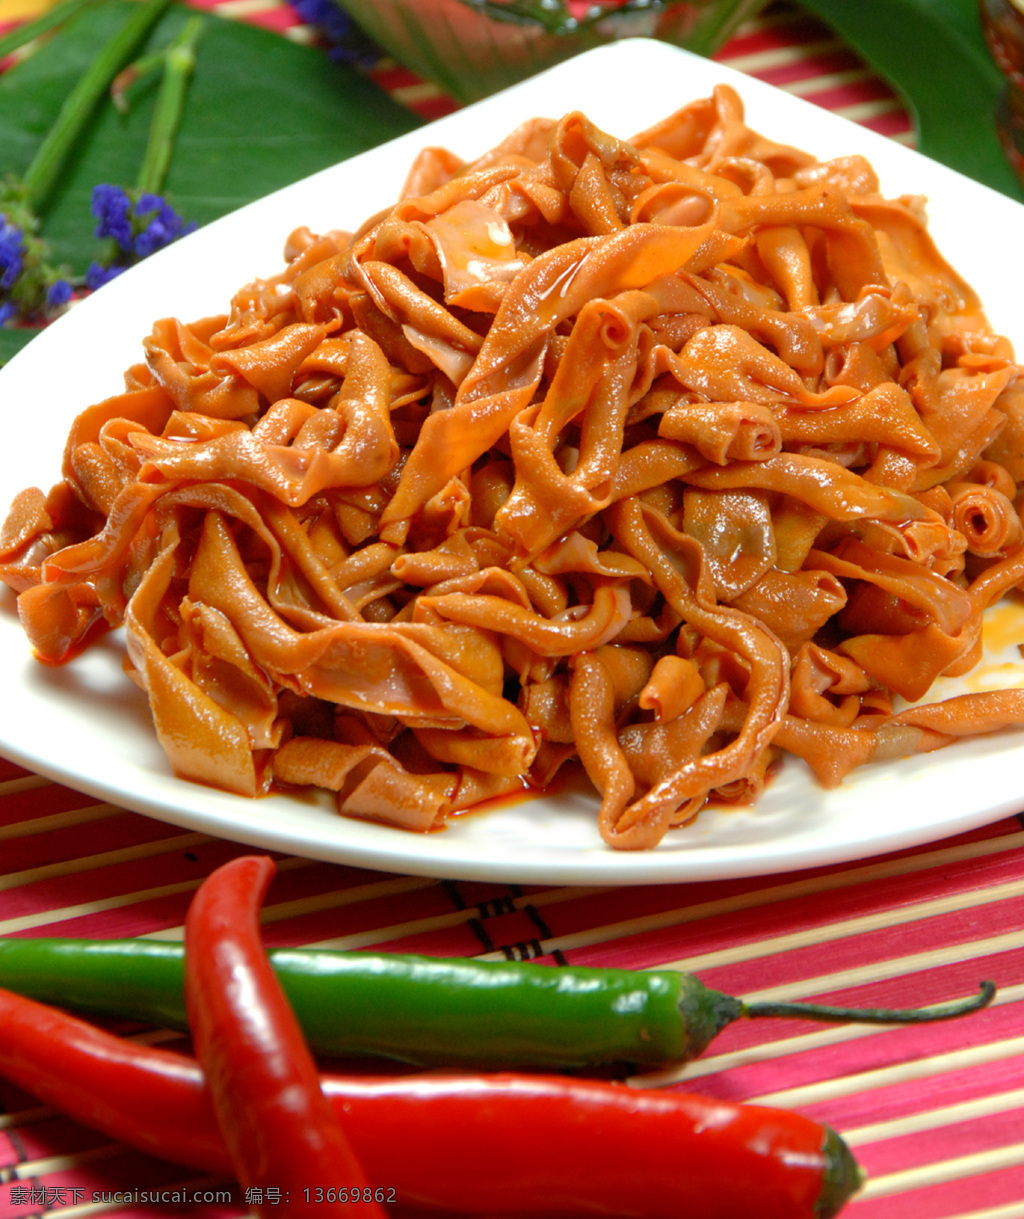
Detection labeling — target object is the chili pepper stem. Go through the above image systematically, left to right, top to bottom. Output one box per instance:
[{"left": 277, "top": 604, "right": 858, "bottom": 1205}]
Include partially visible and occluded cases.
[{"left": 743, "top": 980, "right": 997, "bottom": 1026}]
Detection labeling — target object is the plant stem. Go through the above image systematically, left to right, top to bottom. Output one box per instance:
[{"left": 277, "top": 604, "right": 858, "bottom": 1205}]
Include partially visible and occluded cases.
[
  {"left": 0, "top": 0, "right": 99, "bottom": 62},
  {"left": 20, "top": 0, "right": 173, "bottom": 214},
  {"left": 136, "top": 14, "right": 204, "bottom": 196}
]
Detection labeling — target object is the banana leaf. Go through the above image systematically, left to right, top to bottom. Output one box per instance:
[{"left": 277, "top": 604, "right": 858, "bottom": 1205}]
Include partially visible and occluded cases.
[{"left": 796, "top": 0, "right": 1023, "bottom": 200}]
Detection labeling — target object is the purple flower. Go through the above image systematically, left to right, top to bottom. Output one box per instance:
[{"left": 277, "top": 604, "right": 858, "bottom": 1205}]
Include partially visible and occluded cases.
[
  {"left": 288, "top": 0, "right": 378, "bottom": 65},
  {"left": 290, "top": 0, "right": 348, "bottom": 34},
  {"left": 91, "top": 184, "right": 134, "bottom": 251},
  {"left": 87, "top": 188, "right": 196, "bottom": 291},
  {"left": 133, "top": 193, "right": 194, "bottom": 257},
  {"left": 0, "top": 202, "right": 71, "bottom": 323},
  {"left": 0, "top": 214, "right": 25, "bottom": 292},
  {"left": 85, "top": 261, "right": 126, "bottom": 291},
  {"left": 46, "top": 278, "right": 72, "bottom": 308}
]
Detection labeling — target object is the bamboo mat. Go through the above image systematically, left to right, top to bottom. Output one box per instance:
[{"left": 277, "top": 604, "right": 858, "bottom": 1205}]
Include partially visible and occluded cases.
[{"left": 0, "top": 4, "right": 1022, "bottom": 1218}]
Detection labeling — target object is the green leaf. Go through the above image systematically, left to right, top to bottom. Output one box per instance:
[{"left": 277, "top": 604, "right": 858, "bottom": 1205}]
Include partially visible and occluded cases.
[
  {"left": 796, "top": 0, "right": 1023, "bottom": 201},
  {"left": 0, "top": 1, "right": 423, "bottom": 275},
  {"left": 0, "top": 326, "right": 38, "bottom": 367}
]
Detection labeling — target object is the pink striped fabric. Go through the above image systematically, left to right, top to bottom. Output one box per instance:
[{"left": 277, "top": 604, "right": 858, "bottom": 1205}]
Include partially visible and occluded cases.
[{"left": 1, "top": 4, "right": 1022, "bottom": 1218}]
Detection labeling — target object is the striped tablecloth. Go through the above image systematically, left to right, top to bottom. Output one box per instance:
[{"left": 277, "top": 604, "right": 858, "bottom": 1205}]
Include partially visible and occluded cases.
[{"left": 1, "top": 4, "right": 1022, "bottom": 1218}]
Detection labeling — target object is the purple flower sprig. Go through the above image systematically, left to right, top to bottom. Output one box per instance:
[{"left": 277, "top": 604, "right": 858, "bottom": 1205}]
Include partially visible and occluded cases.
[
  {"left": 0, "top": 0, "right": 176, "bottom": 329},
  {"left": 287, "top": 0, "right": 381, "bottom": 68},
  {"left": 84, "top": 16, "right": 203, "bottom": 294},
  {"left": 0, "top": 183, "right": 73, "bottom": 328},
  {"left": 85, "top": 185, "right": 196, "bottom": 290},
  {"left": 0, "top": 216, "right": 23, "bottom": 296}
]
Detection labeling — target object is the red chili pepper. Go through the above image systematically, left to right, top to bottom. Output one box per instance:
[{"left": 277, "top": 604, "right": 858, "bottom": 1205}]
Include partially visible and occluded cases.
[
  {"left": 183, "top": 854, "right": 381, "bottom": 1217},
  {"left": 0, "top": 985, "right": 862, "bottom": 1218}
]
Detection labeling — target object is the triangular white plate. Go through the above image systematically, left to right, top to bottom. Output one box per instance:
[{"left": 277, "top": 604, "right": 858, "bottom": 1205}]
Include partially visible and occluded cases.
[{"left": 2, "top": 38, "right": 1024, "bottom": 884}]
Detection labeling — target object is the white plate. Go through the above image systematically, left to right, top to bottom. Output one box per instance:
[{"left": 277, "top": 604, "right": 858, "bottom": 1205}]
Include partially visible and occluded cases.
[{"left": 3, "top": 39, "right": 1024, "bottom": 886}]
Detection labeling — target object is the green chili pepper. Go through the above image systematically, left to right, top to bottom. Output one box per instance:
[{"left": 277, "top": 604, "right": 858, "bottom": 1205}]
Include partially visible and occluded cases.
[{"left": 0, "top": 936, "right": 995, "bottom": 1069}]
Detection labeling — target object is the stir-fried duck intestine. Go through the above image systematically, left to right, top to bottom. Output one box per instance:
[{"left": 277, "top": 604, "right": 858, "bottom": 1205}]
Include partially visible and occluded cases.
[{"left": 3, "top": 86, "right": 1024, "bottom": 851}]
